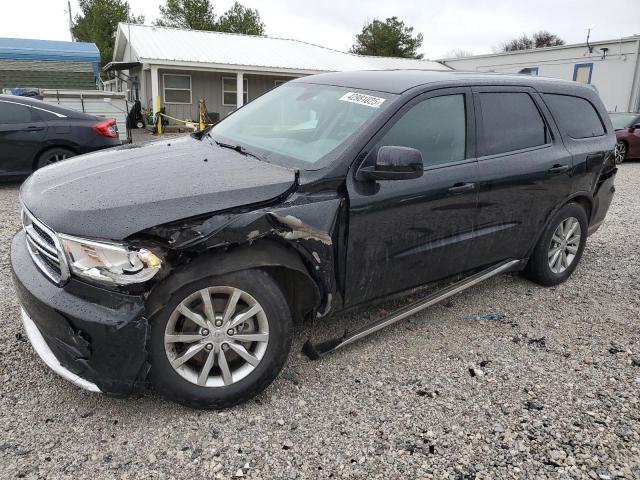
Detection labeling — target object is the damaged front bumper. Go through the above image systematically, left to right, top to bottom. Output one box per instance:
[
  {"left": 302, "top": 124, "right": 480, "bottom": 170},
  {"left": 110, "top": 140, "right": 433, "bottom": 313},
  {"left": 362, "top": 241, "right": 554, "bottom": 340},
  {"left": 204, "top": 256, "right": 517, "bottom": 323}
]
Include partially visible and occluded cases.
[
  {"left": 11, "top": 230, "right": 149, "bottom": 395},
  {"left": 20, "top": 307, "right": 101, "bottom": 392}
]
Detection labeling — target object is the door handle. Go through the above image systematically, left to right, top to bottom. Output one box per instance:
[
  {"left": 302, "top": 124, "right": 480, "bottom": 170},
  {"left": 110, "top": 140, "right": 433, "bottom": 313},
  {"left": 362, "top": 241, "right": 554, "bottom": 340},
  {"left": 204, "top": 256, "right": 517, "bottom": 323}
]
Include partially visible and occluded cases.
[
  {"left": 22, "top": 126, "right": 44, "bottom": 132},
  {"left": 548, "top": 164, "right": 569, "bottom": 175},
  {"left": 448, "top": 182, "right": 475, "bottom": 194}
]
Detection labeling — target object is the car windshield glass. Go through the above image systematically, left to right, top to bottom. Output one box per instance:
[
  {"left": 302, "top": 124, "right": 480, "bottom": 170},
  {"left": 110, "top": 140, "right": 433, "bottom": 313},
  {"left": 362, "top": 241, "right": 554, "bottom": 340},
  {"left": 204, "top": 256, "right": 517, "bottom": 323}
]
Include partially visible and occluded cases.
[
  {"left": 209, "top": 83, "right": 396, "bottom": 170},
  {"left": 609, "top": 113, "right": 636, "bottom": 129}
]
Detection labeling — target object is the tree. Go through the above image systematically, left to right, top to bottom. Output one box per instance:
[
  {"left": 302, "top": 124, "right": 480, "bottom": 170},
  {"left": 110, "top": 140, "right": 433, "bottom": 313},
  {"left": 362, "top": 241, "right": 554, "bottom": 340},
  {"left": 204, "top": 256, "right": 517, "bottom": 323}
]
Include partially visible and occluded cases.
[
  {"left": 72, "top": 0, "right": 144, "bottom": 67},
  {"left": 154, "top": 0, "right": 265, "bottom": 35},
  {"left": 155, "top": 0, "right": 216, "bottom": 31},
  {"left": 217, "top": 2, "right": 265, "bottom": 35},
  {"left": 350, "top": 17, "right": 424, "bottom": 59},
  {"left": 500, "top": 30, "right": 565, "bottom": 52},
  {"left": 532, "top": 30, "right": 565, "bottom": 48},
  {"left": 501, "top": 34, "right": 534, "bottom": 52},
  {"left": 443, "top": 48, "right": 473, "bottom": 58}
]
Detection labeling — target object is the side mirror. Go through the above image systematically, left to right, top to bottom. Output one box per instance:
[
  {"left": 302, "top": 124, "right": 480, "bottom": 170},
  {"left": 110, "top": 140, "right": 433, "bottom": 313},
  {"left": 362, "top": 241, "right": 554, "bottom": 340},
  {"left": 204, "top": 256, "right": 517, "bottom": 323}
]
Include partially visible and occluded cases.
[{"left": 358, "top": 146, "right": 423, "bottom": 181}]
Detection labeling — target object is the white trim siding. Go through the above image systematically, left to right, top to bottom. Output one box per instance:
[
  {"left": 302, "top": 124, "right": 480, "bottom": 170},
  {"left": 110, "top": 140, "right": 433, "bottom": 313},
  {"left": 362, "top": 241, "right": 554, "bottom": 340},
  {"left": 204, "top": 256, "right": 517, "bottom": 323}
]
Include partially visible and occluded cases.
[{"left": 441, "top": 36, "right": 640, "bottom": 112}]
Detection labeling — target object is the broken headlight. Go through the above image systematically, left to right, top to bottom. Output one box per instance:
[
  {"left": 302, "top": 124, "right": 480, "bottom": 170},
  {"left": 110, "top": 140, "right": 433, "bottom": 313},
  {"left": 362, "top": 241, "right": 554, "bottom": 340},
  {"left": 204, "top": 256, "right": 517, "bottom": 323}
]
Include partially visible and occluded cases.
[{"left": 58, "top": 234, "right": 162, "bottom": 286}]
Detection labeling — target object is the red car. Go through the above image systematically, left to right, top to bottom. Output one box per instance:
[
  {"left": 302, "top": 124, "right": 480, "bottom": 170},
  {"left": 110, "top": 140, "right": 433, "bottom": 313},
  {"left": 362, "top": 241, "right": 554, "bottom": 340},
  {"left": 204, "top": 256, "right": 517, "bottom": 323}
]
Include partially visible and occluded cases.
[{"left": 609, "top": 112, "right": 640, "bottom": 164}]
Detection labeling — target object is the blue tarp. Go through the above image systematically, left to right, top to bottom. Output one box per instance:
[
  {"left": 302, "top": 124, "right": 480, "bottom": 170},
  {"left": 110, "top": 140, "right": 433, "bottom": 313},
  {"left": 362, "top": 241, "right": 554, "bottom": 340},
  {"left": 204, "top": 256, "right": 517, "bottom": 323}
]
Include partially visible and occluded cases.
[
  {"left": 0, "top": 37, "right": 100, "bottom": 78},
  {"left": 7, "top": 88, "right": 41, "bottom": 98}
]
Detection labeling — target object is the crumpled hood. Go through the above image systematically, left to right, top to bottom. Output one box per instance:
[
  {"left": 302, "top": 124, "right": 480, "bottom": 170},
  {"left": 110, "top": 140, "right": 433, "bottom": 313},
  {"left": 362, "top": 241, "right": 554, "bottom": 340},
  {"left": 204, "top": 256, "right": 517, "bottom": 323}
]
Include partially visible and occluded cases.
[{"left": 20, "top": 135, "right": 296, "bottom": 240}]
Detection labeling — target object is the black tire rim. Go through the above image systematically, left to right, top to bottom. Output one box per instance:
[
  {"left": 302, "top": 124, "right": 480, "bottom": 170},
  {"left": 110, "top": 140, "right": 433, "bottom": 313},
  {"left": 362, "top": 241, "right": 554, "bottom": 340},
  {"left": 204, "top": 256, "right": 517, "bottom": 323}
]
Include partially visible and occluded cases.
[{"left": 43, "top": 152, "right": 69, "bottom": 166}]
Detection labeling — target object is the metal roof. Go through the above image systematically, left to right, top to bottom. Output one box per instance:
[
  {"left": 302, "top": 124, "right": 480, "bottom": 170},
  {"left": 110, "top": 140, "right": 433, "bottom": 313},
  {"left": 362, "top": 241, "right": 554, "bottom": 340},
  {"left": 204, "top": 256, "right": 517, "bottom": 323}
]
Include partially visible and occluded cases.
[
  {"left": 114, "top": 23, "right": 449, "bottom": 74},
  {"left": 0, "top": 37, "right": 99, "bottom": 63}
]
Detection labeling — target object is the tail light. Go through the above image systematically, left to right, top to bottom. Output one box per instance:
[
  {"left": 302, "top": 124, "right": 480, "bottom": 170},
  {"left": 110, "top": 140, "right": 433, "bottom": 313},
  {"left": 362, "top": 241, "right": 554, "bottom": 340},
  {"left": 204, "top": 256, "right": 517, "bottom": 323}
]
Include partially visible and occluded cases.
[{"left": 92, "top": 119, "right": 118, "bottom": 138}]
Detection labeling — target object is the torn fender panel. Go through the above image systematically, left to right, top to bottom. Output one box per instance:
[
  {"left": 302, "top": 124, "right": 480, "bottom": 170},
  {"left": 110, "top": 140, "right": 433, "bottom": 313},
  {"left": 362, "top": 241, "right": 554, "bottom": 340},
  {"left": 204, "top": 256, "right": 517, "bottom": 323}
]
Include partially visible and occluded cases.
[
  {"left": 143, "top": 192, "right": 346, "bottom": 316},
  {"left": 268, "top": 213, "right": 332, "bottom": 245},
  {"left": 11, "top": 232, "right": 149, "bottom": 395},
  {"left": 145, "top": 239, "right": 322, "bottom": 321}
]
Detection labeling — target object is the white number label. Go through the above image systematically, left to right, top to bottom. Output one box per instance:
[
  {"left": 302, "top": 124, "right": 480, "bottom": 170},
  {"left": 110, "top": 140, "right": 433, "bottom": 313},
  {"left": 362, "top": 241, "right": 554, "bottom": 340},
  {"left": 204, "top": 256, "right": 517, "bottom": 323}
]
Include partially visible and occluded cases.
[{"left": 339, "top": 92, "right": 386, "bottom": 108}]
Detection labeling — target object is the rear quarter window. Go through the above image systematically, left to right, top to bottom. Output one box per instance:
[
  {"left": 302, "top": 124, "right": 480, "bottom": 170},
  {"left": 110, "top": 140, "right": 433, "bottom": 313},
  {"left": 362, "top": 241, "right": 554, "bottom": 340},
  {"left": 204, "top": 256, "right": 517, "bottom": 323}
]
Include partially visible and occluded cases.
[{"left": 543, "top": 94, "right": 605, "bottom": 139}]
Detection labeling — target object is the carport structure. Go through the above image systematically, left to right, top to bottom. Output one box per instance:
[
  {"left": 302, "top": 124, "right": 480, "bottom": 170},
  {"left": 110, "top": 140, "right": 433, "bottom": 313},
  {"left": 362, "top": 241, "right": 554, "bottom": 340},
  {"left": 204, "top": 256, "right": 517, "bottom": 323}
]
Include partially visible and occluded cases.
[
  {"left": 107, "top": 23, "right": 450, "bottom": 122},
  {"left": 0, "top": 37, "right": 99, "bottom": 91}
]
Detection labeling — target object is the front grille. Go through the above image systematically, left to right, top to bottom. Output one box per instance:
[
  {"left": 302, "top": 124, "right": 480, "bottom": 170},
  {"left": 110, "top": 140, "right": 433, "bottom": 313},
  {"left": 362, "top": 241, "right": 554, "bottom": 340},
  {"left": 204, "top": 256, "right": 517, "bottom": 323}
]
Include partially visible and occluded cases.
[{"left": 22, "top": 207, "right": 70, "bottom": 285}]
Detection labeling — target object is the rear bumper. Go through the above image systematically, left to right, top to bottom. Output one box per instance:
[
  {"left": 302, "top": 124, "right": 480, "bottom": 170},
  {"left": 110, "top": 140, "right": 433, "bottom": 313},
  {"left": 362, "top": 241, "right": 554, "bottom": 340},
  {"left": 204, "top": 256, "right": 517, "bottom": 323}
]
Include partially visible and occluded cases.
[{"left": 11, "top": 230, "right": 149, "bottom": 395}]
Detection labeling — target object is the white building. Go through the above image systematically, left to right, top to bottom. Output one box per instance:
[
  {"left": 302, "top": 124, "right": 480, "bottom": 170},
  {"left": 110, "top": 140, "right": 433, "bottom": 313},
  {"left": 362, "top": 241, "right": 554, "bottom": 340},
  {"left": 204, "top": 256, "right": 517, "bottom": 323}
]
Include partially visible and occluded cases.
[
  {"left": 107, "top": 23, "right": 449, "bottom": 122},
  {"left": 441, "top": 35, "right": 640, "bottom": 113}
]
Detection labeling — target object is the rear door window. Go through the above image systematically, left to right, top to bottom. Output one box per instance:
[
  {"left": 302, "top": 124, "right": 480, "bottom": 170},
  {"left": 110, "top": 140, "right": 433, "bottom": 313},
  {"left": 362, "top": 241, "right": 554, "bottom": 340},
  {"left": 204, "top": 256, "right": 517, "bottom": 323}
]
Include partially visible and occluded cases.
[
  {"left": 478, "top": 92, "right": 547, "bottom": 156},
  {"left": 377, "top": 94, "right": 467, "bottom": 167},
  {"left": 543, "top": 94, "right": 605, "bottom": 139},
  {"left": 0, "top": 101, "right": 34, "bottom": 124}
]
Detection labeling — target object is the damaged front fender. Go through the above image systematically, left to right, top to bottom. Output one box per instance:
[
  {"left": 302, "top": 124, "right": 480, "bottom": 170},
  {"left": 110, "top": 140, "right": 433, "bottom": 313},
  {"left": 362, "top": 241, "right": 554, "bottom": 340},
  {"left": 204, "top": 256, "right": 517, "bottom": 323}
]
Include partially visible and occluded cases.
[{"left": 143, "top": 190, "right": 347, "bottom": 317}]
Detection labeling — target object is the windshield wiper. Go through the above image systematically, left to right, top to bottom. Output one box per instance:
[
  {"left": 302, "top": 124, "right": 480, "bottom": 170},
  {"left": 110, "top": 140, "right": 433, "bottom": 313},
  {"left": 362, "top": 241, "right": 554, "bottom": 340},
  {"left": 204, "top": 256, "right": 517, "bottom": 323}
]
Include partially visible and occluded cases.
[{"left": 212, "top": 138, "right": 263, "bottom": 161}]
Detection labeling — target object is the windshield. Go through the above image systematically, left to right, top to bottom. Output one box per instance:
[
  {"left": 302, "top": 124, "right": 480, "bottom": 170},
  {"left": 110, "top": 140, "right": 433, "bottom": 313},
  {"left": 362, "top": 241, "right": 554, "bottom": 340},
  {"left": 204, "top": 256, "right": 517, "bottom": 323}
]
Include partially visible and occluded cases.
[
  {"left": 210, "top": 83, "right": 396, "bottom": 170},
  {"left": 609, "top": 113, "right": 637, "bottom": 130}
]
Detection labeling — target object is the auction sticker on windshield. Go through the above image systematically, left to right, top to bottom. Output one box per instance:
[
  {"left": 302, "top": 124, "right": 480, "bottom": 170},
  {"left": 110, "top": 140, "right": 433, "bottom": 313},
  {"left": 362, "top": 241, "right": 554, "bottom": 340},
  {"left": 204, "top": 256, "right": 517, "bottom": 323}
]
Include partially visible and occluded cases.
[{"left": 339, "top": 92, "right": 386, "bottom": 108}]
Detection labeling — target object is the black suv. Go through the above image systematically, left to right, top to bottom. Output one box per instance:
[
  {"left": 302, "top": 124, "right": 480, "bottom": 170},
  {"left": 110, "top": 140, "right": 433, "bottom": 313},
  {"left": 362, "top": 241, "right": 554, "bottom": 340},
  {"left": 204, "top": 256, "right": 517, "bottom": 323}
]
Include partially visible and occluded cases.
[{"left": 11, "top": 70, "right": 617, "bottom": 408}]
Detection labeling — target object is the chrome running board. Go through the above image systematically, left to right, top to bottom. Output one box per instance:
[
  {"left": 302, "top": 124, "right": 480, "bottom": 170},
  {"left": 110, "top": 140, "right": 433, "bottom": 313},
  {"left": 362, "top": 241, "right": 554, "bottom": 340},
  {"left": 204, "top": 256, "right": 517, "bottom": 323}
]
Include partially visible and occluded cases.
[{"left": 302, "top": 259, "right": 522, "bottom": 359}]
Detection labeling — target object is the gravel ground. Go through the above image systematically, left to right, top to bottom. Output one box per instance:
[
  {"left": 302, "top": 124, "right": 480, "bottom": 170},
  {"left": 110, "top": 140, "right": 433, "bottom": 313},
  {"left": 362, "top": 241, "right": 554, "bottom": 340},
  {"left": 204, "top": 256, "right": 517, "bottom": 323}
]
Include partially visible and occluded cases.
[{"left": 1, "top": 163, "right": 639, "bottom": 480}]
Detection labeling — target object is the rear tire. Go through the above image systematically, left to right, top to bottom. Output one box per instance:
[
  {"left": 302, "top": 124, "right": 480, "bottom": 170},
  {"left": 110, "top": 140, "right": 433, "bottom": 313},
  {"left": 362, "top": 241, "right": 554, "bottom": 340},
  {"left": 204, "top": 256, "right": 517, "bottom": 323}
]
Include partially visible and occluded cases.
[
  {"left": 36, "top": 147, "right": 75, "bottom": 170},
  {"left": 523, "top": 203, "right": 588, "bottom": 286},
  {"left": 149, "top": 269, "right": 292, "bottom": 409}
]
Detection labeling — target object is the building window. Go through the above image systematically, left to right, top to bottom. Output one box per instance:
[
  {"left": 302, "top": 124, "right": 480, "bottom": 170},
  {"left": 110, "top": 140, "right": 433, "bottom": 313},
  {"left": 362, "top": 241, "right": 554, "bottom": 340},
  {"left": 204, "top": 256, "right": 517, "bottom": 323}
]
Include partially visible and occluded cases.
[
  {"left": 573, "top": 63, "right": 593, "bottom": 84},
  {"left": 523, "top": 67, "right": 539, "bottom": 75},
  {"left": 163, "top": 74, "right": 192, "bottom": 104},
  {"left": 223, "top": 77, "right": 248, "bottom": 106}
]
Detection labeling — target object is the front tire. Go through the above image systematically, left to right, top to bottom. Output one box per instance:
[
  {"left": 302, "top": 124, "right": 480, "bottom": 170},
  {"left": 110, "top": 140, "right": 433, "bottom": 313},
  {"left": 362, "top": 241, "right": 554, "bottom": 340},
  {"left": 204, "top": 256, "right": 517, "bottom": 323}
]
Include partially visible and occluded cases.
[
  {"left": 614, "top": 141, "right": 627, "bottom": 164},
  {"left": 523, "top": 203, "right": 588, "bottom": 286},
  {"left": 149, "top": 269, "right": 292, "bottom": 408}
]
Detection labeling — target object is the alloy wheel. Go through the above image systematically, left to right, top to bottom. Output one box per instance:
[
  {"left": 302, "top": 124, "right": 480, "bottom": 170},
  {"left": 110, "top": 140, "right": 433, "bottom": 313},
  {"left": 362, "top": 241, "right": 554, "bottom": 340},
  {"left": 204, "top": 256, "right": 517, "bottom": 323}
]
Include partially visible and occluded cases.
[
  {"left": 614, "top": 141, "right": 626, "bottom": 164},
  {"left": 43, "top": 153, "right": 68, "bottom": 166},
  {"left": 548, "top": 217, "right": 581, "bottom": 274},
  {"left": 164, "top": 286, "right": 269, "bottom": 387}
]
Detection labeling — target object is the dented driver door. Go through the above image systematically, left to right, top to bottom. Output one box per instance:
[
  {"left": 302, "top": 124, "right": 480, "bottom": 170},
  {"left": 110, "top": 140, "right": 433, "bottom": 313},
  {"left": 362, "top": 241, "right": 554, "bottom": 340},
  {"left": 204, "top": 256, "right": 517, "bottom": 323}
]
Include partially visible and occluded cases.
[{"left": 343, "top": 87, "right": 479, "bottom": 307}]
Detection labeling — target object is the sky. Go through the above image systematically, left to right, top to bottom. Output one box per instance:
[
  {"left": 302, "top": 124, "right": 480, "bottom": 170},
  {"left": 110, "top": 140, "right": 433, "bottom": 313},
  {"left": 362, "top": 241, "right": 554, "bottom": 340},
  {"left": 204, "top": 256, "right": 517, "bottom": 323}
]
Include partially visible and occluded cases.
[{"left": 0, "top": 0, "right": 639, "bottom": 59}]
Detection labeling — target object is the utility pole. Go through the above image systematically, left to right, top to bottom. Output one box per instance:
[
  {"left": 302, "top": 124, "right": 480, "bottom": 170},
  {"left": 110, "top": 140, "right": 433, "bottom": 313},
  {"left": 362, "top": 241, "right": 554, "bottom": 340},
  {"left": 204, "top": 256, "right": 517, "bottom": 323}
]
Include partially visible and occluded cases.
[{"left": 68, "top": 1, "right": 75, "bottom": 41}]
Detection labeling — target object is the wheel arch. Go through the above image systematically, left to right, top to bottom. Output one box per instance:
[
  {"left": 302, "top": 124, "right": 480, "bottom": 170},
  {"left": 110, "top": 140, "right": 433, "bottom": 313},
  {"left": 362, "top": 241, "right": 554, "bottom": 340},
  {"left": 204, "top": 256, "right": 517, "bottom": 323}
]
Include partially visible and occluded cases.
[
  {"left": 32, "top": 144, "right": 79, "bottom": 171},
  {"left": 524, "top": 192, "right": 593, "bottom": 259},
  {"left": 567, "top": 193, "right": 593, "bottom": 222},
  {"left": 146, "top": 239, "right": 321, "bottom": 323}
]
